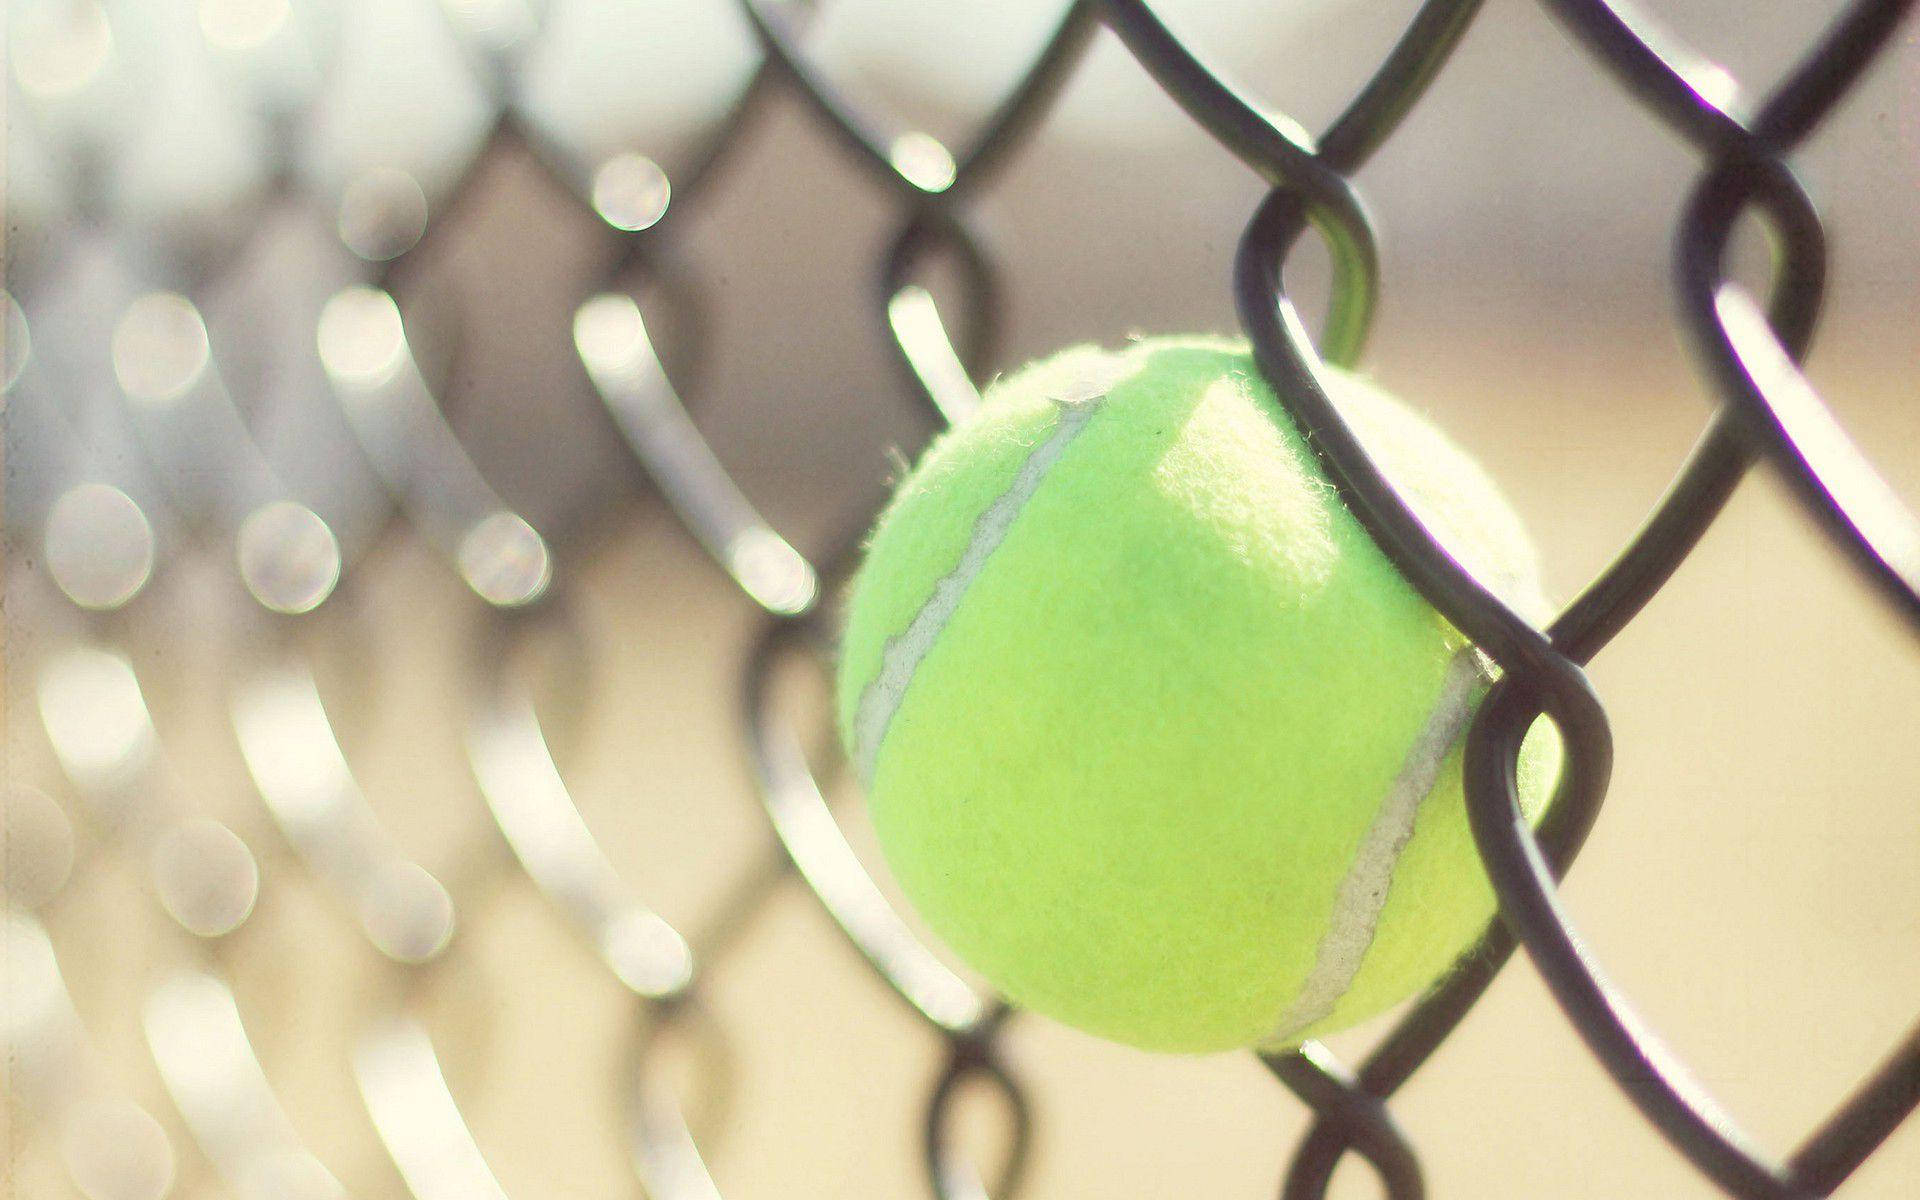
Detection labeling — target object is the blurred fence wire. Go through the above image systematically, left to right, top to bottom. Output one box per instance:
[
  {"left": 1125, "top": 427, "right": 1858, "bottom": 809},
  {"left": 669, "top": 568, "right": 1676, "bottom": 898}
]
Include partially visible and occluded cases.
[{"left": 5, "top": 1, "right": 1919, "bottom": 1198}]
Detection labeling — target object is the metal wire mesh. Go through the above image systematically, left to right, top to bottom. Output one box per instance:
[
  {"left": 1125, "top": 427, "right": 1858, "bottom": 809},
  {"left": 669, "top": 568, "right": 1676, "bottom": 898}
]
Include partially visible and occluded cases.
[{"left": 6, "top": 1, "right": 1919, "bottom": 1197}]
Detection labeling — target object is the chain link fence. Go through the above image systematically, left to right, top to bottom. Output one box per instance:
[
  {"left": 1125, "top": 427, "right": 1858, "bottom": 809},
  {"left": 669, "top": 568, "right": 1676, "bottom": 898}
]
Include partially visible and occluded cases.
[{"left": 6, "top": 1, "right": 1918, "bottom": 1197}]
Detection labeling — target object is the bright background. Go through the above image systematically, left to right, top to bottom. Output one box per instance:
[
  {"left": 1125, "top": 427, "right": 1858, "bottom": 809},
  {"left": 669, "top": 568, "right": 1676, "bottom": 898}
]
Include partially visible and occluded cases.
[{"left": 6, "top": 1, "right": 1920, "bottom": 1197}]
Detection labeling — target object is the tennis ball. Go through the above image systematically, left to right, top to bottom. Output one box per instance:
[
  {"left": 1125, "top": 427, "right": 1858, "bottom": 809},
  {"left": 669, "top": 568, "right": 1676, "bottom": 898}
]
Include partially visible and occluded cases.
[{"left": 837, "top": 336, "right": 1560, "bottom": 1054}]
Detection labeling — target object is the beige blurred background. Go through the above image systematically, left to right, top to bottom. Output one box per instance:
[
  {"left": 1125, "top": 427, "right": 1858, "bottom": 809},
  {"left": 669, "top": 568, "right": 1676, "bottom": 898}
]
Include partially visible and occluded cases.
[{"left": 6, "top": 1, "right": 1920, "bottom": 1197}]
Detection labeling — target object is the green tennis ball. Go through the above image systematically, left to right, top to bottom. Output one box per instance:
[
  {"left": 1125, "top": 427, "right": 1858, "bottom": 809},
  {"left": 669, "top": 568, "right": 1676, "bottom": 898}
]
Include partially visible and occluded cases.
[{"left": 837, "top": 336, "right": 1560, "bottom": 1054}]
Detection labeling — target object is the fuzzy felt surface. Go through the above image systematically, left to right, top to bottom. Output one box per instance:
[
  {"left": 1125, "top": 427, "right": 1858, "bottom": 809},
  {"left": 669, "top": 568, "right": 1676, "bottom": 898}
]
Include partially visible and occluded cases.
[{"left": 837, "top": 337, "right": 1559, "bottom": 1054}]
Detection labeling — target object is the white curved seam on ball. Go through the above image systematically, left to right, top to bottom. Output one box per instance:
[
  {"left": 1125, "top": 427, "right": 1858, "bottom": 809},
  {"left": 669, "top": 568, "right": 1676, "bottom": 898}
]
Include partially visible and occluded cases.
[
  {"left": 852, "top": 396, "right": 1106, "bottom": 785},
  {"left": 1267, "top": 646, "right": 1489, "bottom": 1045}
]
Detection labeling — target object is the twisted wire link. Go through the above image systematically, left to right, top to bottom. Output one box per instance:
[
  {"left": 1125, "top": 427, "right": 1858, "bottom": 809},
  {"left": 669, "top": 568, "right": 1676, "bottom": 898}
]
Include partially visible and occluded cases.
[
  {"left": 743, "top": 0, "right": 1099, "bottom": 427},
  {"left": 1222, "top": 0, "right": 1918, "bottom": 1195},
  {"left": 570, "top": 2, "right": 1057, "bottom": 1171},
  {"left": 1446, "top": 3, "right": 1920, "bottom": 1196},
  {"left": 687, "top": 5, "right": 1141, "bottom": 1195},
  {"left": 1098, "top": 5, "right": 1513, "bottom": 1194},
  {"left": 10, "top": 8, "right": 778, "bottom": 1196},
  {"left": 313, "top": 21, "right": 802, "bottom": 1194},
  {"left": 573, "top": 25, "right": 821, "bottom": 617},
  {"left": 6, "top": 40, "right": 398, "bottom": 1189},
  {"left": 113, "top": 69, "right": 514, "bottom": 1198}
]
